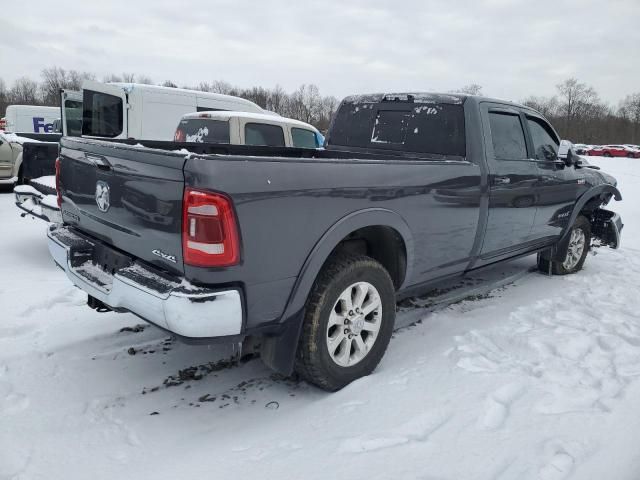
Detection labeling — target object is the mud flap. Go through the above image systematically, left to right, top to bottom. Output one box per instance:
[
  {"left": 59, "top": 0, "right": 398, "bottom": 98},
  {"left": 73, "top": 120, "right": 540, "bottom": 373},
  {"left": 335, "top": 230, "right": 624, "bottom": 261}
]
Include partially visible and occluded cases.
[{"left": 259, "top": 310, "right": 305, "bottom": 376}]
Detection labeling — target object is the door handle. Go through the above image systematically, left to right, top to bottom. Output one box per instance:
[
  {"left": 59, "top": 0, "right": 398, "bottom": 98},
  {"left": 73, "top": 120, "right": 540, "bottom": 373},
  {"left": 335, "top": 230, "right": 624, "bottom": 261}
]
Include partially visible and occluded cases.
[
  {"left": 85, "top": 154, "right": 112, "bottom": 171},
  {"left": 494, "top": 176, "right": 511, "bottom": 185}
]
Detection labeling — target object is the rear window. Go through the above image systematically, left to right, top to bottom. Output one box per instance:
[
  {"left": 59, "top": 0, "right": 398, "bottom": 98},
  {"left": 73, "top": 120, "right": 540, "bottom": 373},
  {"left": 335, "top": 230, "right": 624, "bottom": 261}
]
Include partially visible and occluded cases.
[
  {"left": 82, "top": 90, "right": 123, "bottom": 137},
  {"left": 329, "top": 101, "right": 466, "bottom": 157},
  {"left": 174, "top": 119, "right": 230, "bottom": 143},
  {"left": 245, "top": 123, "right": 285, "bottom": 147},
  {"left": 291, "top": 128, "right": 318, "bottom": 148}
]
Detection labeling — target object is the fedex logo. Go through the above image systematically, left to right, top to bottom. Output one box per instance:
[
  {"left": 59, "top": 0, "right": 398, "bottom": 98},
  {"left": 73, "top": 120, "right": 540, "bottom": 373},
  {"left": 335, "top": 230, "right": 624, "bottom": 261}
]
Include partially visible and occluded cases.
[{"left": 33, "top": 117, "right": 54, "bottom": 133}]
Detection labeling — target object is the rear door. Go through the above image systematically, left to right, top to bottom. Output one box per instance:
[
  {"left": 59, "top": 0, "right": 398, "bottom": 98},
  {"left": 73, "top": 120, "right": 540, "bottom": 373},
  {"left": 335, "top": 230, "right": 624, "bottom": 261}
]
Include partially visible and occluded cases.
[
  {"left": 81, "top": 81, "right": 128, "bottom": 139},
  {"left": 479, "top": 104, "right": 538, "bottom": 258},
  {"left": 59, "top": 139, "right": 186, "bottom": 275}
]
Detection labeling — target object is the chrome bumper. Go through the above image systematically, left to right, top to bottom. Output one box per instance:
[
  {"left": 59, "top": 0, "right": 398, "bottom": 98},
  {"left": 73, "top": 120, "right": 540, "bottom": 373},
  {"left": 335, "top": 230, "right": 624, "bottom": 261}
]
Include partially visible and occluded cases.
[{"left": 47, "top": 225, "right": 243, "bottom": 338}]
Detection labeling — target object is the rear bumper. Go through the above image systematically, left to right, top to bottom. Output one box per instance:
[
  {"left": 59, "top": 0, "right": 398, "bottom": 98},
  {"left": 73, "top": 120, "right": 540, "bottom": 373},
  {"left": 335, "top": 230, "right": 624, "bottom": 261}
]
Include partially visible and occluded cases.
[{"left": 47, "top": 225, "right": 243, "bottom": 338}]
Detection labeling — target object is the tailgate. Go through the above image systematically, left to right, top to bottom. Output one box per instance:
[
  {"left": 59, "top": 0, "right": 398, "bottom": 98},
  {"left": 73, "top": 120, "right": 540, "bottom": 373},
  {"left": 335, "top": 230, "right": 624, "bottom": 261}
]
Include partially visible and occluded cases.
[{"left": 58, "top": 137, "right": 187, "bottom": 275}]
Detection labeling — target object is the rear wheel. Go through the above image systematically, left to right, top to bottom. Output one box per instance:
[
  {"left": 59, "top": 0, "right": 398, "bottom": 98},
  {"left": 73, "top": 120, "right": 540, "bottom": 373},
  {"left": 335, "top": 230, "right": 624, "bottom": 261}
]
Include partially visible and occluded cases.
[
  {"left": 603, "top": 152, "right": 612, "bottom": 157},
  {"left": 538, "top": 216, "right": 591, "bottom": 275},
  {"left": 295, "top": 254, "right": 396, "bottom": 391}
]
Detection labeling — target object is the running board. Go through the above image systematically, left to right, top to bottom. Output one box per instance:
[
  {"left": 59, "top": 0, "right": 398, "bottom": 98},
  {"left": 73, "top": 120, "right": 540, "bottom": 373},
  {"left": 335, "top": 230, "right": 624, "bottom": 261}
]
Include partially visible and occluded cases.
[{"left": 394, "top": 259, "right": 536, "bottom": 331}]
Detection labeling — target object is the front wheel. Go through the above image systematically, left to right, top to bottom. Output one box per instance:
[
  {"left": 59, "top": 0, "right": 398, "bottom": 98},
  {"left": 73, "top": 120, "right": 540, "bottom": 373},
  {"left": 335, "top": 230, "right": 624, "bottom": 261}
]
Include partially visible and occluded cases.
[
  {"left": 538, "top": 216, "right": 591, "bottom": 275},
  {"left": 295, "top": 254, "right": 396, "bottom": 391}
]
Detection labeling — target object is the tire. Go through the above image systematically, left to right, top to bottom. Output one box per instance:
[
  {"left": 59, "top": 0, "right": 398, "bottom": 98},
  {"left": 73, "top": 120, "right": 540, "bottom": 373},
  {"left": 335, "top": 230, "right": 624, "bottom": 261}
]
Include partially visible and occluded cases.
[
  {"left": 603, "top": 152, "right": 612, "bottom": 157},
  {"left": 627, "top": 152, "right": 635, "bottom": 158},
  {"left": 513, "top": 195, "right": 534, "bottom": 208},
  {"left": 538, "top": 215, "right": 591, "bottom": 275},
  {"left": 295, "top": 254, "right": 396, "bottom": 391}
]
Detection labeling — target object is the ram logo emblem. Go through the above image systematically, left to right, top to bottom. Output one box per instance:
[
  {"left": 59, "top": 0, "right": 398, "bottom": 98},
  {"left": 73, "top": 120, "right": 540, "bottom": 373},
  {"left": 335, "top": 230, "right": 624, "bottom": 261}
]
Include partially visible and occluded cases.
[{"left": 95, "top": 181, "right": 111, "bottom": 213}]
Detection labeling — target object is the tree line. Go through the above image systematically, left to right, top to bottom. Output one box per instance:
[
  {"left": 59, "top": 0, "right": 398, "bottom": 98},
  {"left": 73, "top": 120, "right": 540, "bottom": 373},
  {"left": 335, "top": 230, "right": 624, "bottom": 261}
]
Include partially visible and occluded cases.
[
  {"left": 0, "top": 67, "right": 339, "bottom": 132},
  {"left": 1, "top": 67, "right": 639, "bottom": 143}
]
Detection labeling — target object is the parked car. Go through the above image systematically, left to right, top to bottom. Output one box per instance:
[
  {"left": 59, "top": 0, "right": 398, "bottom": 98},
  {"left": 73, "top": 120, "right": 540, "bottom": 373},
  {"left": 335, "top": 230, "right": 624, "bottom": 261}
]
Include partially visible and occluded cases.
[
  {"left": 81, "top": 80, "right": 266, "bottom": 141},
  {"left": 48, "top": 92, "right": 622, "bottom": 391},
  {"left": 174, "top": 111, "right": 323, "bottom": 148},
  {"left": 0, "top": 132, "right": 26, "bottom": 185},
  {"left": 573, "top": 144, "right": 591, "bottom": 155},
  {"left": 623, "top": 144, "right": 640, "bottom": 153},
  {"left": 588, "top": 145, "right": 640, "bottom": 158}
]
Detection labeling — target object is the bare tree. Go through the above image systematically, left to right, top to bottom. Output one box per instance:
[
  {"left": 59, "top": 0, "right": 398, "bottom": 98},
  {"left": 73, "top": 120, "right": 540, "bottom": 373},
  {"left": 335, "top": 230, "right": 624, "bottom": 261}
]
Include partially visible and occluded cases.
[
  {"left": 40, "top": 67, "right": 95, "bottom": 106},
  {"left": 121, "top": 73, "right": 136, "bottom": 83},
  {"left": 136, "top": 75, "right": 153, "bottom": 85},
  {"left": 9, "top": 77, "right": 40, "bottom": 105},
  {"left": 0, "top": 78, "right": 8, "bottom": 116},
  {"left": 162, "top": 80, "right": 178, "bottom": 88},
  {"left": 452, "top": 84, "right": 483, "bottom": 96},
  {"left": 618, "top": 93, "right": 640, "bottom": 143},
  {"left": 522, "top": 95, "right": 560, "bottom": 118}
]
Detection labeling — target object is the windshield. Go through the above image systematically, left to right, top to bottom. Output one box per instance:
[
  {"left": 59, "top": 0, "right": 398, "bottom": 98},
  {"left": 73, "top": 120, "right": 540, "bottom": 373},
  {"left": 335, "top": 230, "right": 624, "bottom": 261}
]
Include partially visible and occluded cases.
[{"left": 82, "top": 89, "right": 123, "bottom": 137}]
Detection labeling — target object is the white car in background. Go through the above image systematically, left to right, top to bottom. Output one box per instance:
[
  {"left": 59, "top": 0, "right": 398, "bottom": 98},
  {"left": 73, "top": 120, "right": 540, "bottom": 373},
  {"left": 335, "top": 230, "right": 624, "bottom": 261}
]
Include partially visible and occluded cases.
[
  {"left": 174, "top": 111, "right": 323, "bottom": 148},
  {"left": 0, "top": 132, "right": 27, "bottom": 185}
]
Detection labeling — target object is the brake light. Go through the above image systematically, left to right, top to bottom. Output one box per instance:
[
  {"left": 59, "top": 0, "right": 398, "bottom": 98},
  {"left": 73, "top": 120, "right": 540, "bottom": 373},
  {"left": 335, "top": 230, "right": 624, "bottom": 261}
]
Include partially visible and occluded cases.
[
  {"left": 55, "top": 157, "right": 62, "bottom": 207},
  {"left": 182, "top": 188, "right": 240, "bottom": 267}
]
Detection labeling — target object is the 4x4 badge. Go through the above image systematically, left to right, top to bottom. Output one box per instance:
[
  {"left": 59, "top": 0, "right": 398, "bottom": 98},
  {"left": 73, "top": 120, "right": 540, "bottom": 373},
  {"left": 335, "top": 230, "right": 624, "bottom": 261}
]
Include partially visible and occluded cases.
[
  {"left": 95, "top": 181, "right": 110, "bottom": 212},
  {"left": 152, "top": 249, "right": 177, "bottom": 263}
]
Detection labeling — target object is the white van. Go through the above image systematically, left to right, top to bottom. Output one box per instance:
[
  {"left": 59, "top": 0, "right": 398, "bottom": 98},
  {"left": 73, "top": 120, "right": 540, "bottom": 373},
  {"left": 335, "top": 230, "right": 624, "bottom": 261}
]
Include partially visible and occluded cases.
[
  {"left": 81, "top": 81, "right": 266, "bottom": 141},
  {"left": 4, "top": 105, "right": 60, "bottom": 134},
  {"left": 175, "top": 111, "right": 322, "bottom": 148}
]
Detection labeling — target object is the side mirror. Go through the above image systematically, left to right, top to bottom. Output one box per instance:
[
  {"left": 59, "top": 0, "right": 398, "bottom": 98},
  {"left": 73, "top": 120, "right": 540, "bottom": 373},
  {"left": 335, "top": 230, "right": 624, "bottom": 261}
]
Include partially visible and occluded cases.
[{"left": 558, "top": 139, "right": 576, "bottom": 166}]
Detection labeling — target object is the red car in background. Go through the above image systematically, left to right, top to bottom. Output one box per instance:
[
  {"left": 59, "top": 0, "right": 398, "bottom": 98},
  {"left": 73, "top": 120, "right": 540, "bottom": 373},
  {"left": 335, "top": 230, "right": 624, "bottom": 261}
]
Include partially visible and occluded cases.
[{"left": 589, "top": 145, "right": 640, "bottom": 158}]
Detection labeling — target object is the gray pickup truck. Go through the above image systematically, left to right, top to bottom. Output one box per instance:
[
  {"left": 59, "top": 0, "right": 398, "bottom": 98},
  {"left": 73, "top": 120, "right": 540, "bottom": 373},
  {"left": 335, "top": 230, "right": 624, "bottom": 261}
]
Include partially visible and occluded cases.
[{"left": 48, "top": 92, "right": 622, "bottom": 391}]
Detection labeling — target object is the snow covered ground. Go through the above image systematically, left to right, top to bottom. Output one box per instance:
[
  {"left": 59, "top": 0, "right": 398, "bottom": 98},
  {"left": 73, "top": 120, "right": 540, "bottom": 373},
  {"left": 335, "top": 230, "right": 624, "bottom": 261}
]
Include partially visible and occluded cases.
[{"left": 1, "top": 157, "right": 639, "bottom": 480}]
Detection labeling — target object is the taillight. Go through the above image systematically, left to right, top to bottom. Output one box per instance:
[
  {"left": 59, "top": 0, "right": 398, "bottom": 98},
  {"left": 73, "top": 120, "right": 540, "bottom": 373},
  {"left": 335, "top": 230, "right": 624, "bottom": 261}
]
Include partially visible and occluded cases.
[
  {"left": 174, "top": 129, "right": 185, "bottom": 142},
  {"left": 55, "top": 157, "right": 62, "bottom": 207},
  {"left": 182, "top": 188, "right": 240, "bottom": 267}
]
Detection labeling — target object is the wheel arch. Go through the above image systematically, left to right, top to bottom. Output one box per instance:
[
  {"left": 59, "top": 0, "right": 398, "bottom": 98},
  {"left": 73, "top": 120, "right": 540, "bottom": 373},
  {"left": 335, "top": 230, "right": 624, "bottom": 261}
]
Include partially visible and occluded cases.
[
  {"left": 552, "top": 184, "right": 621, "bottom": 261},
  {"left": 260, "top": 208, "right": 415, "bottom": 375}
]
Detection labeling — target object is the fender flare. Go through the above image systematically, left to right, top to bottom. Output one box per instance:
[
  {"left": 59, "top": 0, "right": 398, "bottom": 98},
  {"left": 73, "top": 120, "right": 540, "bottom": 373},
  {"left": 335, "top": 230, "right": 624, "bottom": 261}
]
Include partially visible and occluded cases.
[
  {"left": 552, "top": 184, "right": 621, "bottom": 260},
  {"left": 260, "top": 208, "right": 415, "bottom": 375}
]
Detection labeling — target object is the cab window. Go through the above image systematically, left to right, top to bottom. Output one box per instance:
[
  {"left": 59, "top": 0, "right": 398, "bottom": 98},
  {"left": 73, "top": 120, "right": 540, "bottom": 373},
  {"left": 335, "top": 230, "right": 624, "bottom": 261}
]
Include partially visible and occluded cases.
[
  {"left": 82, "top": 90, "right": 123, "bottom": 137},
  {"left": 488, "top": 112, "right": 527, "bottom": 160},
  {"left": 527, "top": 117, "right": 559, "bottom": 161},
  {"left": 174, "top": 119, "right": 230, "bottom": 143},
  {"left": 245, "top": 123, "right": 285, "bottom": 147},
  {"left": 291, "top": 128, "right": 318, "bottom": 148}
]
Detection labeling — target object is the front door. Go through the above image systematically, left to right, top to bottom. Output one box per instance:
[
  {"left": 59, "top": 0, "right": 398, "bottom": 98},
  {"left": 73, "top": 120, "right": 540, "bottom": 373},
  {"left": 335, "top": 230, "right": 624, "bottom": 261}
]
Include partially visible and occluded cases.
[
  {"left": 479, "top": 105, "right": 538, "bottom": 258},
  {"left": 524, "top": 114, "right": 582, "bottom": 241}
]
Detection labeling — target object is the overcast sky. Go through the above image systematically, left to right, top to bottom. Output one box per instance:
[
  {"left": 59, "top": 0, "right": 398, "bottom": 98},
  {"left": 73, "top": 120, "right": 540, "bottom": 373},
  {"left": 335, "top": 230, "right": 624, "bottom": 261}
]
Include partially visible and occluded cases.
[{"left": 2, "top": 0, "right": 638, "bottom": 104}]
